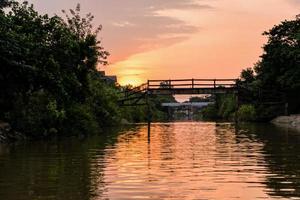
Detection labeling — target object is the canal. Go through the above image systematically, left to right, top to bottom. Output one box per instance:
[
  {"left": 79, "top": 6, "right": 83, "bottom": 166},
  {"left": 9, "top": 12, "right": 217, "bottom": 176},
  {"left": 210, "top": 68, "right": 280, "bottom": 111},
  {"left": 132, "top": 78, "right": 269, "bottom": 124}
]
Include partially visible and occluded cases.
[{"left": 0, "top": 122, "right": 300, "bottom": 200}]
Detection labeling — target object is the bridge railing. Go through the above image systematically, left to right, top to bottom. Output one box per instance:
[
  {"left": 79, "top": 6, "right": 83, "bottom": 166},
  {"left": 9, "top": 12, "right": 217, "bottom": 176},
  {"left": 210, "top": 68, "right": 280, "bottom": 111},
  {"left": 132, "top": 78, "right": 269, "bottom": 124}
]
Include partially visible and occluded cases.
[{"left": 147, "top": 79, "right": 238, "bottom": 90}]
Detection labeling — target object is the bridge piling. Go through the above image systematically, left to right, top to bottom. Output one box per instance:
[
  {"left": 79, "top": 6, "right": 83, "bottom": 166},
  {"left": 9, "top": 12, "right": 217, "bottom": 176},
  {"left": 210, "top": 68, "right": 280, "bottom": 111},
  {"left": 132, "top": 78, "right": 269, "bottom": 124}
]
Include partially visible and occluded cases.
[
  {"left": 192, "top": 78, "right": 194, "bottom": 89},
  {"left": 214, "top": 79, "right": 216, "bottom": 89},
  {"left": 146, "top": 90, "right": 151, "bottom": 141},
  {"left": 235, "top": 94, "right": 239, "bottom": 123}
]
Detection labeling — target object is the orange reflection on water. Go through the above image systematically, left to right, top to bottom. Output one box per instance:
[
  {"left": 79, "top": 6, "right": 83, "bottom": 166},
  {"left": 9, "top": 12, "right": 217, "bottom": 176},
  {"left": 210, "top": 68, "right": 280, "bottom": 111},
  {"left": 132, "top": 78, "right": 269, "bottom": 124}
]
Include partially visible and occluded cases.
[{"left": 94, "top": 122, "right": 279, "bottom": 200}]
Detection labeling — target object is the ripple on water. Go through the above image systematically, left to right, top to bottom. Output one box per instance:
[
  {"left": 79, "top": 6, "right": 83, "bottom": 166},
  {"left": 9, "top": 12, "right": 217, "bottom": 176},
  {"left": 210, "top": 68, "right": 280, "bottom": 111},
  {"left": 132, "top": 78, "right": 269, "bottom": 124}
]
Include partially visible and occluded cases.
[{"left": 1, "top": 122, "right": 300, "bottom": 200}]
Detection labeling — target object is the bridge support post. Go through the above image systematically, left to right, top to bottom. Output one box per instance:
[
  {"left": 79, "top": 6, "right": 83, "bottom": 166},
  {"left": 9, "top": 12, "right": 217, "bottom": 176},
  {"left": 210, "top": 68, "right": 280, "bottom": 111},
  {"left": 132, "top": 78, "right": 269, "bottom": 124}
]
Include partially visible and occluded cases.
[
  {"left": 146, "top": 91, "right": 152, "bottom": 142},
  {"left": 235, "top": 93, "right": 239, "bottom": 123},
  {"left": 283, "top": 94, "right": 289, "bottom": 116},
  {"left": 284, "top": 103, "right": 289, "bottom": 116},
  {"left": 167, "top": 107, "right": 172, "bottom": 120}
]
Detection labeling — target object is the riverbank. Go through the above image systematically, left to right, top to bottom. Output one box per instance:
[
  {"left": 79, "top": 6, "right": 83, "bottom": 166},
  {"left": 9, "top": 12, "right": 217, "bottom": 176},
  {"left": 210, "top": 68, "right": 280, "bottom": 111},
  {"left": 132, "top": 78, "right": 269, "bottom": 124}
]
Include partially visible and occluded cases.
[{"left": 271, "top": 115, "right": 300, "bottom": 132}]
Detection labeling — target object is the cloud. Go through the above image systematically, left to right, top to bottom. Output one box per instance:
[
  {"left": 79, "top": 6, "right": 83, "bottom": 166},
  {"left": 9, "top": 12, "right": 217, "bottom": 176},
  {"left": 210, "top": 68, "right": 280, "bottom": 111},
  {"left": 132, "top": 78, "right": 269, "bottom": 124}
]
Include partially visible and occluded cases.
[
  {"left": 28, "top": 0, "right": 213, "bottom": 63},
  {"left": 95, "top": 0, "right": 213, "bottom": 63},
  {"left": 147, "top": 0, "right": 214, "bottom": 10},
  {"left": 112, "top": 21, "right": 135, "bottom": 27}
]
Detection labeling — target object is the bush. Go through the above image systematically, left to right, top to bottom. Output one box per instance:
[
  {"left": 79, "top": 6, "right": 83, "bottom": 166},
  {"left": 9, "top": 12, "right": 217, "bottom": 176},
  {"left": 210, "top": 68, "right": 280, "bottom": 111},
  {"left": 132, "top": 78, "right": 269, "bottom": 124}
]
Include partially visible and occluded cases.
[
  {"left": 88, "top": 73, "right": 121, "bottom": 126},
  {"left": 9, "top": 91, "right": 65, "bottom": 137},
  {"left": 218, "top": 94, "right": 237, "bottom": 119},
  {"left": 64, "top": 103, "right": 99, "bottom": 136},
  {"left": 201, "top": 104, "right": 218, "bottom": 120},
  {"left": 237, "top": 104, "right": 256, "bottom": 121},
  {"left": 255, "top": 104, "right": 284, "bottom": 121}
]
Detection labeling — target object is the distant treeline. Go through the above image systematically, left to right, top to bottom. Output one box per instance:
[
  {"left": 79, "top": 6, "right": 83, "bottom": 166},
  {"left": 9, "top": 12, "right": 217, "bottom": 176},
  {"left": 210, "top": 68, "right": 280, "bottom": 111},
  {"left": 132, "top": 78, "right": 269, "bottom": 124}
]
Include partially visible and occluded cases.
[
  {"left": 0, "top": 1, "right": 173, "bottom": 138},
  {"left": 201, "top": 16, "right": 300, "bottom": 121}
]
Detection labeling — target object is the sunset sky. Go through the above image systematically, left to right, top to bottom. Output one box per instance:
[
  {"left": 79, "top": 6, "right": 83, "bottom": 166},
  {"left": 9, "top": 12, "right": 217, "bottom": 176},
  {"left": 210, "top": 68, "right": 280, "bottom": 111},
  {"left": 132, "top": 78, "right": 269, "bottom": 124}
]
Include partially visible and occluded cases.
[{"left": 28, "top": 0, "right": 299, "bottom": 86}]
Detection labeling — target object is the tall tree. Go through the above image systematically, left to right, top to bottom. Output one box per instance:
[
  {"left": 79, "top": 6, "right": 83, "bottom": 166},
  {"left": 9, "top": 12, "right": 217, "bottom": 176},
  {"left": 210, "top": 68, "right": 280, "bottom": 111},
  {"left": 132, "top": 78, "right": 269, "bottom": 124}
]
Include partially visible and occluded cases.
[
  {"left": 0, "top": 1, "right": 118, "bottom": 136},
  {"left": 255, "top": 16, "right": 300, "bottom": 113},
  {"left": 255, "top": 17, "right": 300, "bottom": 90}
]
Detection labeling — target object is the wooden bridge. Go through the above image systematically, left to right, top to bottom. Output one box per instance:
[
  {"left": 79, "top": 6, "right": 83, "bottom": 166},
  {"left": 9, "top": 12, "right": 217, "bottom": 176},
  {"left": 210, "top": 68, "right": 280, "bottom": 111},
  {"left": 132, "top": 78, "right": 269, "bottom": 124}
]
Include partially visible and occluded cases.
[
  {"left": 118, "top": 78, "right": 288, "bottom": 137},
  {"left": 119, "top": 78, "right": 238, "bottom": 106}
]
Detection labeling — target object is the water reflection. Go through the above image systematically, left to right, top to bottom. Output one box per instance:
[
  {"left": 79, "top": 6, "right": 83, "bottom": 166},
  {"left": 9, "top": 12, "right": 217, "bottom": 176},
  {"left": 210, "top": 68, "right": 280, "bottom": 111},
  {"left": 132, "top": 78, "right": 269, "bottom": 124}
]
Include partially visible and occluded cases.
[
  {"left": 0, "top": 123, "right": 300, "bottom": 199},
  {"left": 237, "top": 123, "right": 300, "bottom": 198},
  {"left": 0, "top": 127, "right": 127, "bottom": 200},
  {"left": 0, "top": 140, "right": 94, "bottom": 199}
]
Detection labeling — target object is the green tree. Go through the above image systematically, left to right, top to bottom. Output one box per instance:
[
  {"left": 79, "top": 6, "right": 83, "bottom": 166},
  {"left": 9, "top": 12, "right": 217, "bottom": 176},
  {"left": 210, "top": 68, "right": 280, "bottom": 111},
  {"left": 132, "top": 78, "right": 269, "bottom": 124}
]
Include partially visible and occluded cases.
[
  {"left": 0, "top": 1, "right": 120, "bottom": 137},
  {"left": 236, "top": 16, "right": 300, "bottom": 119},
  {"left": 255, "top": 16, "right": 300, "bottom": 114},
  {"left": 256, "top": 17, "right": 300, "bottom": 90},
  {"left": 240, "top": 68, "right": 255, "bottom": 83}
]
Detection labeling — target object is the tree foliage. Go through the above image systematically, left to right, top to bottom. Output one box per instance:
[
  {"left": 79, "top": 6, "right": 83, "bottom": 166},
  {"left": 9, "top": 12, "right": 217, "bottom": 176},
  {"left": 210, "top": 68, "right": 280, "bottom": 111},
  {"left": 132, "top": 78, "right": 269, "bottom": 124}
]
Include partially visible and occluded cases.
[
  {"left": 0, "top": 1, "right": 120, "bottom": 137},
  {"left": 236, "top": 16, "right": 300, "bottom": 119},
  {"left": 256, "top": 17, "right": 300, "bottom": 90},
  {"left": 240, "top": 68, "right": 255, "bottom": 83}
]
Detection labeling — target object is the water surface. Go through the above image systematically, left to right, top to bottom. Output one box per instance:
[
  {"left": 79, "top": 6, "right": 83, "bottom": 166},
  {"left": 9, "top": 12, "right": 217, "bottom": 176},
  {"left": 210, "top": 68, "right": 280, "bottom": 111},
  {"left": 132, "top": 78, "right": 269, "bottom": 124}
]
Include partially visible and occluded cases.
[{"left": 1, "top": 122, "right": 300, "bottom": 200}]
